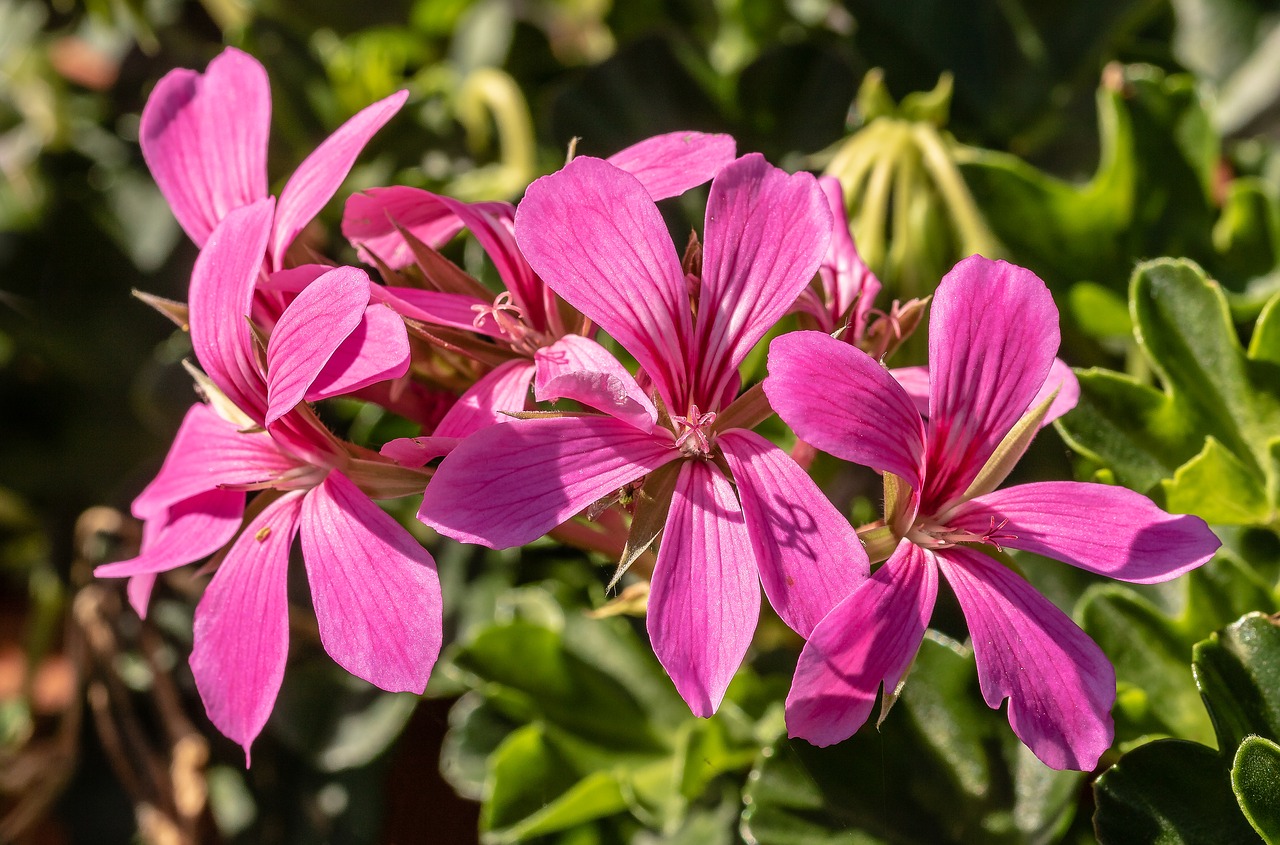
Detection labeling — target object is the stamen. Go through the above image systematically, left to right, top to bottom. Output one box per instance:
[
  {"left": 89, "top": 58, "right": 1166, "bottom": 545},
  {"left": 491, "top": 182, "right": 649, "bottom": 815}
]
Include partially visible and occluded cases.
[
  {"left": 471, "top": 292, "right": 527, "bottom": 338},
  {"left": 670, "top": 404, "right": 718, "bottom": 457},
  {"left": 906, "top": 515, "right": 1018, "bottom": 552}
]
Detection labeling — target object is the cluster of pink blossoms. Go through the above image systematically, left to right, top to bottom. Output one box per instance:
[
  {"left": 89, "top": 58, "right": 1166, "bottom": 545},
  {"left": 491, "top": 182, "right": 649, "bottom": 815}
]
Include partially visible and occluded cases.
[{"left": 101, "top": 48, "right": 1221, "bottom": 770}]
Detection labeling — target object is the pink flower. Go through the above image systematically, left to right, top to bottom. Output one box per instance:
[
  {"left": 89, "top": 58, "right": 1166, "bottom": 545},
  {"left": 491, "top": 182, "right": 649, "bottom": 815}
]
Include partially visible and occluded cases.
[
  {"left": 141, "top": 46, "right": 406, "bottom": 270},
  {"left": 141, "top": 46, "right": 413, "bottom": 423},
  {"left": 339, "top": 131, "right": 738, "bottom": 450},
  {"left": 419, "top": 154, "right": 868, "bottom": 715},
  {"left": 97, "top": 202, "right": 441, "bottom": 761},
  {"left": 765, "top": 255, "right": 1220, "bottom": 770}
]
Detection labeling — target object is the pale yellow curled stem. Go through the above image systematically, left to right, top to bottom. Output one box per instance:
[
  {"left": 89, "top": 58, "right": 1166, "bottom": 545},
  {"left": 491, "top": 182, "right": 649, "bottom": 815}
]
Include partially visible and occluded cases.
[{"left": 912, "top": 122, "right": 1004, "bottom": 258}]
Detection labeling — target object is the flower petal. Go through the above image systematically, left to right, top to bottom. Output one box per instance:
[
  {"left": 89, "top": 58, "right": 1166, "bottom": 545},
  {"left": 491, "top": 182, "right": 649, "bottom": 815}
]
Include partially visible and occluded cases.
[
  {"left": 139, "top": 47, "right": 270, "bottom": 245},
  {"left": 271, "top": 90, "right": 409, "bottom": 268},
  {"left": 604, "top": 131, "right": 736, "bottom": 201},
  {"left": 693, "top": 154, "right": 831, "bottom": 403},
  {"left": 515, "top": 156, "right": 692, "bottom": 408},
  {"left": 817, "top": 175, "right": 879, "bottom": 336},
  {"left": 342, "top": 186, "right": 468, "bottom": 267},
  {"left": 430, "top": 197, "right": 552, "bottom": 333},
  {"left": 189, "top": 199, "right": 274, "bottom": 416},
  {"left": 924, "top": 257, "right": 1059, "bottom": 508},
  {"left": 265, "top": 266, "right": 370, "bottom": 423},
  {"left": 378, "top": 287, "right": 504, "bottom": 338},
  {"left": 305, "top": 302, "right": 410, "bottom": 401},
  {"left": 766, "top": 331, "right": 925, "bottom": 489},
  {"left": 534, "top": 335, "right": 658, "bottom": 431},
  {"left": 893, "top": 358, "right": 1077, "bottom": 429},
  {"left": 1032, "top": 358, "right": 1080, "bottom": 425},
  {"left": 433, "top": 360, "right": 536, "bottom": 439},
  {"left": 889, "top": 366, "right": 930, "bottom": 419},
  {"left": 131, "top": 404, "right": 297, "bottom": 519},
  {"left": 419, "top": 415, "right": 678, "bottom": 548},
  {"left": 717, "top": 429, "right": 867, "bottom": 636},
  {"left": 379, "top": 436, "right": 461, "bottom": 466},
  {"left": 647, "top": 460, "right": 760, "bottom": 716},
  {"left": 300, "top": 473, "right": 442, "bottom": 693},
  {"left": 948, "top": 481, "right": 1219, "bottom": 584},
  {"left": 96, "top": 489, "right": 245, "bottom": 579},
  {"left": 190, "top": 492, "right": 304, "bottom": 762},
  {"left": 786, "top": 541, "right": 938, "bottom": 746},
  {"left": 935, "top": 546, "right": 1115, "bottom": 771},
  {"left": 127, "top": 575, "right": 157, "bottom": 619}
]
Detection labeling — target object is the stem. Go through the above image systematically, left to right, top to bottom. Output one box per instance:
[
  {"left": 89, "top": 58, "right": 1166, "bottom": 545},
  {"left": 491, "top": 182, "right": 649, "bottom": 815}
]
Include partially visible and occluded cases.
[{"left": 912, "top": 124, "right": 1004, "bottom": 257}]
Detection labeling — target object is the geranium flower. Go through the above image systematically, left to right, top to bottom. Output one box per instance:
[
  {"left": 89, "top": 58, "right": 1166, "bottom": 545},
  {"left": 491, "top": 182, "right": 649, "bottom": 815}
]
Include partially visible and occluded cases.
[
  {"left": 140, "top": 46, "right": 414, "bottom": 423},
  {"left": 141, "top": 46, "right": 406, "bottom": 269},
  {"left": 338, "top": 131, "right": 737, "bottom": 450},
  {"left": 419, "top": 153, "right": 868, "bottom": 716},
  {"left": 97, "top": 201, "right": 440, "bottom": 761},
  {"left": 765, "top": 255, "right": 1220, "bottom": 770}
]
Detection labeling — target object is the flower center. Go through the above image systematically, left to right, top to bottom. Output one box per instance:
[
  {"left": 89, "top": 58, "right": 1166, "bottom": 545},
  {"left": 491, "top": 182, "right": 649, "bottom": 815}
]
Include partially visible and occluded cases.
[
  {"left": 472, "top": 292, "right": 527, "bottom": 337},
  {"left": 670, "top": 403, "right": 717, "bottom": 458},
  {"left": 905, "top": 515, "right": 1017, "bottom": 552}
]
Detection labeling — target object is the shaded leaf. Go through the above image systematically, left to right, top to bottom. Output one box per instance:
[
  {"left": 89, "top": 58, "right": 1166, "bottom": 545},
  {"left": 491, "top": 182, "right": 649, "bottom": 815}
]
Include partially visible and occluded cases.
[
  {"left": 1193, "top": 613, "right": 1280, "bottom": 753},
  {"left": 1232, "top": 735, "right": 1280, "bottom": 843},
  {"left": 1093, "top": 739, "right": 1260, "bottom": 845}
]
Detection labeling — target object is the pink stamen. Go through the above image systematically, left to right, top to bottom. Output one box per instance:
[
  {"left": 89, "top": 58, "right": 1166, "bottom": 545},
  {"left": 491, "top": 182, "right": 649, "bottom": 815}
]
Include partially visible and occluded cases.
[
  {"left": 471, "top": 292, "right": 526, "bottom": 337},
  {"left": 670, "top": 403, "right": 718, "bottom": 457},
  {"left": 907, "top": 515, "right": 1018, "bottom": 552}
]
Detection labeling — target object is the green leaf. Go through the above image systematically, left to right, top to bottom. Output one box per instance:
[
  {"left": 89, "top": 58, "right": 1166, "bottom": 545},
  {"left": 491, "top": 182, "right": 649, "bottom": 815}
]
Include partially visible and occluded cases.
[
  {"left": 1212, "top": 179, "right": 1280, "bottom": 285},
  {"left": 1057, "top": 258, "right": 1280, "bottom": 526},
  {"left": 1132, "top": 262, "right": 1278, "bottom": 467},
  {"left": 1068, "top": 281, "right": 1132, "bottom": 340},
  {"left": 1248, "top": 292, "right": 1280, "bottom": 366},
  {"left": 1057, "top": 368, "right": 1177, "bottom": 493},
  {"left": 1163, "top": 437, "right": 1272, "bottom": 525},
  {"left": 1181, "top": 551, "right": 1279, "bottom": 639},
  {"left": 446, "top": 585, "right": 766, "bottom": 842},
  {"left": 1079, "top": 585, "right": 1215, "bottom": 746},
  {"left": 1092, "top": 612, "right": 1280, "bottom": 843},
  {"left": 1193, "top": 613, "right": 1280, "bottom": 752},
  {"left": 451, "top": 615, "right": 678, "bottom": 753},
  {"left": 739, "top": 634, "right": 1081, "bottom": 845},
  {"left": 440, "top": 693, "right": 521, "bottom": 801},
  {"left": 483, "top": 724, "right": 634, "bottom": 843},
  {"left": 1232, "top": 736, "right": 1280, "bottom": 843},
  {"left": 1093, "top": 739, "right": 1261, "bottom": 845}
]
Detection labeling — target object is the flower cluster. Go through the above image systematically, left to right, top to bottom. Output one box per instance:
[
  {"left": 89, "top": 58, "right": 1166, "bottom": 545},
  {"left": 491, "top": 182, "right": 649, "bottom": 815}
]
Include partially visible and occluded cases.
[{"left": 101, "top": 48, "right": 1221, "bottom": 770}]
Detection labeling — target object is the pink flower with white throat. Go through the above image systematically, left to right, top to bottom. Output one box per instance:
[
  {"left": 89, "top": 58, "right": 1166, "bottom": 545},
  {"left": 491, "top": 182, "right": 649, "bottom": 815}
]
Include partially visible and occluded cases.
[
  {"left": 419, "top": 153, "right": 868, "bottom": 716},
  {"left": 765, "top": 255, "right": 1220, "bottom": 770}
]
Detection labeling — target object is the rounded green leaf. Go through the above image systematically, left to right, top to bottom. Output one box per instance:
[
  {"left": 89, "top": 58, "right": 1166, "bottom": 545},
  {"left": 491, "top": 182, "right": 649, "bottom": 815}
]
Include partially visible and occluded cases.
[
  {"left": 1193, "top": 613, "right": 1280, "bottom": 753},
  {"left": 1232, "top": 736, "right": 1280, "bottom": 843},
  {"left": 1094, "top": 739, "right": 1260, "bottom": 844}
]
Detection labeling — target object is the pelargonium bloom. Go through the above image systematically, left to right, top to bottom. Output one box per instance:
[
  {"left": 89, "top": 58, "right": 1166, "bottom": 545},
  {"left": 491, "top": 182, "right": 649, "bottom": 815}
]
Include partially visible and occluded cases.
[
  {"left": 141, "top": 46, "right": 406, "bottom": 269},
  {"left": 141, "top": 46, "right": 414, "bottom": 422},
  {"left": 339, "top": 131, "right": 737, "bottom": 450},
  {"left": 420, "top": 153, "right": 868, "bottom": 715},
  {"left": 96, "top": 201, "right": 441, "bottom": 761},
  {"left": 765, "top": 255, "right": 1220, "bottom": 770}
]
